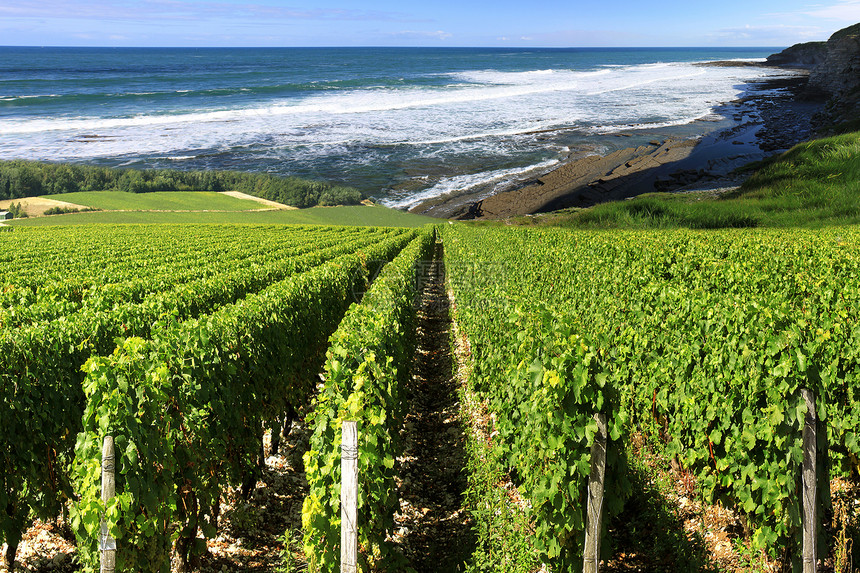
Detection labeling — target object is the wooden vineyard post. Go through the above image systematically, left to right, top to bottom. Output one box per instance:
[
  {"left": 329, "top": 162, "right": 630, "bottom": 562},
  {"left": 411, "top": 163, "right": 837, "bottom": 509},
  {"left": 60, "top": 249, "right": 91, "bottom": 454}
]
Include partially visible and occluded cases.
[
  {"left": 801, "top": 388, "right": 817, "bottom": 573},
  {"left": 583, "top": 413, "right": 608, "bottom": 573},
  {"left": 341, "top": 421, "right": 358, "bottom": 573},
  {"left": 100, "top": 436, "right": 117, "bottom": 573}
]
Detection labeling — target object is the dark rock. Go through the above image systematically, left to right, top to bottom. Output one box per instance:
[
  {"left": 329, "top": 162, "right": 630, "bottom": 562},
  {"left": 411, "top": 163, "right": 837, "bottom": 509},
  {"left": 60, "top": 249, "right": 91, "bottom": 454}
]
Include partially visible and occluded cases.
[
  {"left": 768, "top": 23, "right": 860, "bottom": 131},
  {"left": 800, "top": 23, "right": 860, "bottom": 130},
  {"left": 808, "top": 23, "right": 860, "bottom": 97},
  {"left": 766, "top": 42, "right": 827, "bottom": 68}
]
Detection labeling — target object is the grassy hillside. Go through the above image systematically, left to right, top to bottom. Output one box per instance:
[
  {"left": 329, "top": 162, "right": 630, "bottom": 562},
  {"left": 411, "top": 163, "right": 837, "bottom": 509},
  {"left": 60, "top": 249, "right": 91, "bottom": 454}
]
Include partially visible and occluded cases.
[
  {"left": 520, "top": 130, "right": 860, "bottom": 229},
  {"left": 43, "top": 191, "right": 266, "bottom": 212},
  {"left": 7, "top": 204, "right": 437, "bottom": 228}
]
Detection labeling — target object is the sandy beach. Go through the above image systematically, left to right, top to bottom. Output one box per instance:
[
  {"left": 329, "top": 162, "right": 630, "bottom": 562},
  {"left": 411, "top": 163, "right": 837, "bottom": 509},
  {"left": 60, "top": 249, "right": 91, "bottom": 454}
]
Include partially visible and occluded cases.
[{"left": 410, "top": 71, "right": 823, "bottom": 220}]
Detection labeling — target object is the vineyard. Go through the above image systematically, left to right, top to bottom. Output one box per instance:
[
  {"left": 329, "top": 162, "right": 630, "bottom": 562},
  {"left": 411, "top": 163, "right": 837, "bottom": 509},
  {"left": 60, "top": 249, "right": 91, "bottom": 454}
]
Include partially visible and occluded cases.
[
  {"left": 2, "top": 222, "right": 860, "bottom": 572},
  {"left": 0, "top": 224, "right": 427, "bottom": 572},
  {"left": 444, "top": 224, "right": 860, "bottom": 570}
]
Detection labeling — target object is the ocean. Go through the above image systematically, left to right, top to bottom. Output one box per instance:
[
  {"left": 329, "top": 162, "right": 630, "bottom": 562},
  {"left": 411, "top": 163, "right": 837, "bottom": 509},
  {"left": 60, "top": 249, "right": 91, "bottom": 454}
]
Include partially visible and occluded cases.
[{"left": 0, "top": 46, "right": 798, "bottom": 209}]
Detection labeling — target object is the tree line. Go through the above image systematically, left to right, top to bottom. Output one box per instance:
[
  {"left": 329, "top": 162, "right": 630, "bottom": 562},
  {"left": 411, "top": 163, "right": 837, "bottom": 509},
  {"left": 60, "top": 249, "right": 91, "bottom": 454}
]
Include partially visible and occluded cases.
[{"left": 0, "top": 160, "right": 364, "bottom": 208}]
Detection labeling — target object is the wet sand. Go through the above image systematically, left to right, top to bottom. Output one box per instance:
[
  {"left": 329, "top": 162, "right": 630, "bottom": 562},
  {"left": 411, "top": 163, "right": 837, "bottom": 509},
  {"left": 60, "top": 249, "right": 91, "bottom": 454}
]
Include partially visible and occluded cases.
[{"left": 410, "top": 72, "right": 822, "bottom": 220}]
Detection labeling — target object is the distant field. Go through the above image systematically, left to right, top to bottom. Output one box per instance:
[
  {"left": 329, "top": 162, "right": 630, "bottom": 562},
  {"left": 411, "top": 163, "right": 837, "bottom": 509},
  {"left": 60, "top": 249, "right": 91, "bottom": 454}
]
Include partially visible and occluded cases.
[
  {"left": 41, "top": 191, "right": 266, "bottom": 212},
  {"left": 0, "top": 196, "right": 88, "bottom": 217},
  {"left": 7, "top": 205, "right": 439, "bottom": 228}
]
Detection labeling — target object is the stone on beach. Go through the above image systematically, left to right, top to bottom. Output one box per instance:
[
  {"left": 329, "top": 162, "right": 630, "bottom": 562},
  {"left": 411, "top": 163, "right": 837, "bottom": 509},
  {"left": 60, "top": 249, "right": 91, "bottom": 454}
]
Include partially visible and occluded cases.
[{"left": 451, "top": 139, "right": 699, "bottom": 219}]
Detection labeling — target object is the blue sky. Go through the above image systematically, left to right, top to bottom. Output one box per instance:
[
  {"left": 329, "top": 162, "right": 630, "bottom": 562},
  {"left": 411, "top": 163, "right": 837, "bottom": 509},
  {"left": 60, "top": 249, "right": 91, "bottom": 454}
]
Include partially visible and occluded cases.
[{"left": 2, "top": 0, "right": 859, "bottom": 47}]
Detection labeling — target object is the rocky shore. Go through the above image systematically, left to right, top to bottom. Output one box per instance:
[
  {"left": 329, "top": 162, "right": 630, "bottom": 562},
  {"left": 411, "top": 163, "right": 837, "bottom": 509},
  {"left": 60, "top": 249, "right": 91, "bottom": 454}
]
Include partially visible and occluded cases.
[
  {"left": 433, "top": 23, "right": 860, "bottom": 222},
  {"left": 410, "top": 63, "right": 828, "bottom": 221}
]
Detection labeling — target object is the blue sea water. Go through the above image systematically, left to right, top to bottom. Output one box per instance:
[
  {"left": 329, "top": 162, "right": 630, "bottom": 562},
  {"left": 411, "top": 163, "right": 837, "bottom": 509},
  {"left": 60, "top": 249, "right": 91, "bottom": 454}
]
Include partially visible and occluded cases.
[{"left": 0, "top": 46, "right": 797, "bottom": 208}]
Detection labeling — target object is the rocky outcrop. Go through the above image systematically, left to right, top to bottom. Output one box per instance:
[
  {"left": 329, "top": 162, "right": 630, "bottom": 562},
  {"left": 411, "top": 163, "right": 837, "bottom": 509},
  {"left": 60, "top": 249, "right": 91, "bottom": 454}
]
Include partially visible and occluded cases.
[
  {"left": 768, "top": 23, "right": 860, "bottom": 129},
  {"left": 808, "top": 23, "right": 860, "bottom": 96},
  {"left": 766, "top": 42, "right": 827, "bottom": 68}
]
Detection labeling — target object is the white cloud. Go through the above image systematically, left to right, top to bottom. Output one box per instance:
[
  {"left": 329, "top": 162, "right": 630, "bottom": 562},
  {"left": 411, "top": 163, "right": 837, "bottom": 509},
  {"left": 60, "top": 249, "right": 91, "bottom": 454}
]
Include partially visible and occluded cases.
[
  {"left": 804, "top": 0, "right": 860, "bottom": 20},
  {"left": 765, "top": 1, "right": 860, "bottom": 28},
  {"left": 708, "top": 23, "right": 829, "bottom": 44},
  {"left": 392, "top": 30, "right": 452, "bottom": 40}
]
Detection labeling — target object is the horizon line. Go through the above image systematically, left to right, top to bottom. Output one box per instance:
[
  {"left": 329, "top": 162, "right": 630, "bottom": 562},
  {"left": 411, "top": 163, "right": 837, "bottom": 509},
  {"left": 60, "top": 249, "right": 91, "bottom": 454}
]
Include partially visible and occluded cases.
[{"left": 0, "top": 44, "right": 788, "bottom": 50}]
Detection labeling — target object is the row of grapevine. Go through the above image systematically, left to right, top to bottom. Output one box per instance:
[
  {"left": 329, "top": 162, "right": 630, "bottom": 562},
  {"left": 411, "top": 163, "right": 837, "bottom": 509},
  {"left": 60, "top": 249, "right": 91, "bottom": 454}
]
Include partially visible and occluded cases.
[
  {"left": 0, "top": 224, "right": 414, "bottom": 571},
  {"left": 443, "top": 224, "right": 860, "bottom": 568},
  {"left": 1, "top": 225, "right": 320, "bottom": 283},
  {"left": 0, "top": 226, "right": 377, "bottom": 326},
  {"left": 444, "top": 227, "right": 631, "bottom": 569},
  {"left": 302, "top": 228, "right": 435, "bottom": 572},
  {"left": 70, "top": 229, "right": 418, "bottom": 571},
  {"left": 0, "top": 231, "right": 360, "bottom": 329}
]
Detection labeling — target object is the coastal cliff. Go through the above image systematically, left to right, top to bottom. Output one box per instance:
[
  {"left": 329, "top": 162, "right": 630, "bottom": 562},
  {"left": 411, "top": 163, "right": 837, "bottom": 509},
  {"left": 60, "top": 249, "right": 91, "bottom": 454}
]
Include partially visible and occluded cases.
[
  {"left": 767, "top": 23, "right": 860, "bottom": 130},
  {"left": 808, "top": 23, "right": 860, "bottom": 96},
  {"left": 810, "top": 24, "right": 860, "bottom": 130},
  {"left": 765, "top": 41, "right": 827, "bottom": 68}
]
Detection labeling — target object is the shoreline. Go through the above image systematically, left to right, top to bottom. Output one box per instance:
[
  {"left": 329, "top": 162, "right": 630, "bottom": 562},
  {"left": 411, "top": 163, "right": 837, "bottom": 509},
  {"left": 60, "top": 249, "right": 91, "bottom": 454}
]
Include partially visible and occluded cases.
[{"left": 409, "top": 71, "right": 823, "bottom": 220}]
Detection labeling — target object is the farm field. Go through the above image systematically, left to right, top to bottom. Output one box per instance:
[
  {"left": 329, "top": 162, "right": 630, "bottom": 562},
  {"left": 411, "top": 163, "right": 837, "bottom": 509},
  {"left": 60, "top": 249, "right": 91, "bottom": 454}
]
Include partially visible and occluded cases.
[
  {"left": 39, "top": 191, "right": 268, "bottom": 212},
  {"left": 0, "top": 196, "right": 90, "bottom": 217},
  {"left": 7, "top": 204, "right": 437, "bottom": 227},
  {"left": 3, "top": 220, "right": 860, "bottom": 572},
  {"left": 0, "top": 223, "right": 428, "bottom": 572},
  {"left": 443, "top": 223, "right": 860, "bottom": 570}
]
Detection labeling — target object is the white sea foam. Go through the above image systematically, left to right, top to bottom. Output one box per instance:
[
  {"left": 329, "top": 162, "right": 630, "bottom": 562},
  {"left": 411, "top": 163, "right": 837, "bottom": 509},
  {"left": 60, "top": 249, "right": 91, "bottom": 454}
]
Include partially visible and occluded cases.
[
  {"left": 0, "top": 60, "right": 798, "bottom": 189},
  {"left": 0, "top": 94, "right": 62, "bottom": 101},
  {"left": 590, "top": 111, "right": 716, "bottom": 133},
  {"left": 382, "top": 157, "right": 561, "bottom": 210}
]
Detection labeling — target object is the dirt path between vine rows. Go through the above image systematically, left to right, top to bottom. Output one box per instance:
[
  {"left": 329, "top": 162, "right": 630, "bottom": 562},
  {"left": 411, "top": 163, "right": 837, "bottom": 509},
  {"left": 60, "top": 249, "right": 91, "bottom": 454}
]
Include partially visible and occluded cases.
[{"left": 391, "top": 238, "right": 474, "bottom": 571}]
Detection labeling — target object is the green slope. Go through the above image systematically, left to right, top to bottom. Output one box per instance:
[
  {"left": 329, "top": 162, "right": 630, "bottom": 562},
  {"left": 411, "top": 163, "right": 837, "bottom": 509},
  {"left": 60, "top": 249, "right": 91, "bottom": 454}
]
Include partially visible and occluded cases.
[
  {"left": 43, "top": 191, "right": 265, "bottom": 211},
  {"left": 8, "top": 204, "right": 438, "bottom": 228}
]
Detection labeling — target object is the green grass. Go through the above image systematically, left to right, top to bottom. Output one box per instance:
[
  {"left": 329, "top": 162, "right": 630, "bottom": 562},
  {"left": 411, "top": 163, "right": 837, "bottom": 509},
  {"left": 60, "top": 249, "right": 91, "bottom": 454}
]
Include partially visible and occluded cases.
[
  {"left": 510, "top": 131, "right": 860, "bottom": 230},
  {"left": 44, "top": 191, "right": 265, "bottom": 211},
  {"left": 8, "top": 205, "right": 438, "bottom": 228}
]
